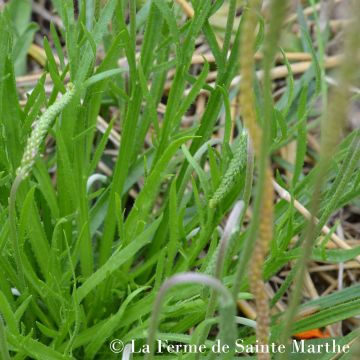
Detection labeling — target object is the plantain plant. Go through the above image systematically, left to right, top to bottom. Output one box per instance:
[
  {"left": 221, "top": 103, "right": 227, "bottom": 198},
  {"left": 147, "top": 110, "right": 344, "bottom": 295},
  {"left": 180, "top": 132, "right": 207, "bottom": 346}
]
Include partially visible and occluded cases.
[{"left": 0, "top": 0, "right": 360, "bottom": 359}]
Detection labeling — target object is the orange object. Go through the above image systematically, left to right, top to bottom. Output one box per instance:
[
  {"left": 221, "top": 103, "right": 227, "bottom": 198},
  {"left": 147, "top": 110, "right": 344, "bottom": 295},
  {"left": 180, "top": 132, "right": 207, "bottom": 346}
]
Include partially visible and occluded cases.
[{"left": 293, "top": 328, "right": 331, "bottom": 340}]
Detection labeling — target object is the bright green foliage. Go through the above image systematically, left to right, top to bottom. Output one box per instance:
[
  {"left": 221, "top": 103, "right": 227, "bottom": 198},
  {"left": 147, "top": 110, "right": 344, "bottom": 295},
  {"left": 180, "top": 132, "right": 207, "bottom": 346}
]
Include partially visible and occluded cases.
[{"left": 0, "top": 1, "right": 360, "bottom": 359}]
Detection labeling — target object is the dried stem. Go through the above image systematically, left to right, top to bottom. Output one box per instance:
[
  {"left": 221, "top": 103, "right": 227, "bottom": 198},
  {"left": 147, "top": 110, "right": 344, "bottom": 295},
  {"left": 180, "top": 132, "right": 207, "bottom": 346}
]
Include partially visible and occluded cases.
[
  {"left": 236, "top": 0, "right": 288, "bottom": 356},
  {"left": 237, "top": 0, "right": 272, "bottom": 355},
  {"left": 273, "top": 180, "right": 360, "bottom": 263}
]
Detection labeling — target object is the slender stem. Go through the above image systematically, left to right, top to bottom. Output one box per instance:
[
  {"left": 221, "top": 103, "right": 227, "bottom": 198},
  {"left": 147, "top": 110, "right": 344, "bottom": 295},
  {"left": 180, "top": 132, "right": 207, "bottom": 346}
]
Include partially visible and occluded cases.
[
  {"left": 129, "top": 0, "right": 136, "bottom": 50},
  {"left": 222, "top": 0, "right": 237, "bottom": 61},
  {"left": 251, "top": 0, "right": 288, "bottom": 351},
  {"left": 235, "top": 1, "right": 272, "bottom": 356},
  {"left": 233, "top": 2, "right": 288, "bottom": 357},
  {"left": 9, "top": 174, "right": 25, "bottom": 289},
  {"left": 195, "top": 202, "right": 244, "bottom": 360},
  {"left": 215, "top": 202, "right": 244, "bottom": 281},
  {"left": 146, "top": 273, "right": 234, "bottom": 360}
]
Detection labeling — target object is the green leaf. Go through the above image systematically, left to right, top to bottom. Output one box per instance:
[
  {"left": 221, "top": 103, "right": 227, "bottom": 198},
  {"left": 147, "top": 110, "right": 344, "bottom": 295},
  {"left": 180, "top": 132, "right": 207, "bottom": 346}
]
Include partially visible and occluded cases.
[
  {"left": 7, "top": 0, "right": 33, "bottom": 75},
  {"left": 75, "top": 0, "right": 117, "bottom": 84},
  {"left": 153, "top": 0, "right": 181, "bottom": 61},
  {"left": 0, "top": 13, "right": 23, "bottom": 170},
  {"left": 50, "top": 22, "right": 65, "bottom": 70},
  {"left": 13, "top": 23, "right": 38, "bottom": 76},
  {"left": 300, "top": 26, "right": 321, "bottom": 95},
  {"left": 43, "top": 37, "right": 66, "bottom": 93},
  {"left": 277, "top": 48, "right": 295, "bottom": 116},
  {"left": 174, "top": 60, "right": 210, "bottom": 128},
  {"left": 83, "top": 67, "right": 127, "bottom": 88},
  {"left": 293, "top": 85, "right": 308, "bottom": 186},
  {"left": 125, "top": 136, "right": 196, "bottom": 240},
  {"left": 182, "top": 144, "right": 211, "bottom": 197},
  {"left": 33, "top": 160, "right": 60, "bottom": 219},
  {"left": 19, "top": 187, "right": 51, "bottom": 279},
  {"left": 77, "top": 216, "right": 162, "bottom": 302},
  {"left": 313, "top": 246, "right": 360, "bottom": 263},
  {"left": 273, "top": 284, "right": 360, "bottom": 337},
  {"left": 86, "top": 287, "right": 149, "bottom": 359},
  {"left": 0, "top": 290, "right": 17, "bottom": 334},
  {"left": 14, "top": 295, "right": 32, "bottom": 326},
  {"left": 291, "top": 299, "right": 360, "bottom": 335},
  {"left": 0, "top": 315, "right": 11, "bottom": 360},
  {"left": 36, "top": 321, "right": 59, "bottom": 339},
  {"left": 7, "top": 332, "right": 73, "bottom": 360}
]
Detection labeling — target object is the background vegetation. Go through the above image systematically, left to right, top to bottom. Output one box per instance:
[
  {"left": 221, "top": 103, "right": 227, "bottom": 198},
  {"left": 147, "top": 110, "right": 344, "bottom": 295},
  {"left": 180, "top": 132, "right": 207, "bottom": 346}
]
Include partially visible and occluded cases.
[{"left": 0, "top": 0, "right": 360, "bottom": 359}]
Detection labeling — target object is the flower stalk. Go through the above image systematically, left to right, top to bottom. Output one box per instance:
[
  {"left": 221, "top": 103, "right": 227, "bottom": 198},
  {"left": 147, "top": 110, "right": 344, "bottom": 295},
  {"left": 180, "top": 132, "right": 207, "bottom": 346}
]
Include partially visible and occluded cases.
[
  {"left": 237, "top": 0, "right": 288, "bottom": 356},
  {"left": 238, "top": 0, "right": 272, "bottom": 355},
  {"left": 9, "top": 84, "right": 76, "bottom": 287}
]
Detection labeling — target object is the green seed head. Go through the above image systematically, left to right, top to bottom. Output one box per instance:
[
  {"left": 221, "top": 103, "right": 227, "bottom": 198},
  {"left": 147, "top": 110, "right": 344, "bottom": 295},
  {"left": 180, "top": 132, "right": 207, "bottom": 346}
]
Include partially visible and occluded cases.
[
  {"left": 16, "top": 85, "right": 76, "bottom": 179},
  {"left": 209, "top": 133, "right": 247, "bottom": 208}
]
